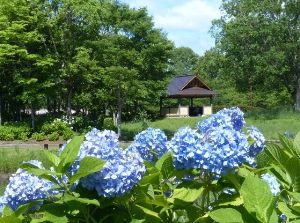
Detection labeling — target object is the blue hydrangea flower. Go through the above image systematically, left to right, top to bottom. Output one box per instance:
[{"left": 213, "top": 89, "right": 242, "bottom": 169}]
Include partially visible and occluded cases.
[
  {"left": 197, "top": 107, "right": 245, "bottom": 133},
  {"left": 169, "top": 126, "right": 254, "bottom": 178},
  {"left": 247, "top": 126, "right": 265, "bottom": 157},
  {"left": 168, "top": 127, "right": 203, "bottom": 169},
  {"left": 200, "top": 127, "right": 254, "bottom": 176},
  {"left": 68, "top": 128, "right": 145, "bottom": 197},
  {"left": 69, "top": 128, "right": 122, "bottom": 176},
  {"left": 129, "top": 128, "right": 168, "bottom": 162},
  {"left": 81, "top": 149, "right": 146, "bottom": 197},
  {"left": 3, "top": 160, "right": 56, "bottom": 210},
  {"left": 262, "top": 173, "right": 280, "bottom": 195},
  {"left": 0, "top": 196, "right": 6, "bottom": 216},
  {"left": 279, "top": 214, "right": 287, "bottom": 223}
]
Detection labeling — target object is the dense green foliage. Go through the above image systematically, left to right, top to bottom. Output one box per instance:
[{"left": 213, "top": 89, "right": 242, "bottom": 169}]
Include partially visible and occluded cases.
[
  {"left": 0, "top": 0, "right": 174, "bottom": 132},
  {"left": 196, "top": 0, "right": 300, "bottom": 109},
  {"left": 1, "top": 131, "right": 300, "bottom": 222}
]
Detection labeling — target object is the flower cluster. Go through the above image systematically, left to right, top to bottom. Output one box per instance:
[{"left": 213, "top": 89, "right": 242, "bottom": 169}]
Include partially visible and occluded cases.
[
  {"left": 169, "top": 107, "right": 264, "bottom": 178},
  {"left": 197, "top": 107, "right": 245, "bottom": 133},
  {"left": 247, "top": 126, "right": 265, "bottom": 157},
  {"left": 168, "top": 127, "right": 203, "bottom": 169},
  {"left": 200, "top": 127, "right": 254, "bottom": 176},
  {"left": 71, "top": 128, "right": 145, "bottom": 197},
  {"left": 128, "top": 128, "right": 168, "bottom": 162},
  {"left": 69, "top": 129, "right": 121, "bottom": 176},
  {"left": 81, "top": 149, "right": 145, "bottom": 197},
  {"left": 2, "top": 160, "right": 56, "bottom": 210},
  {"left": 261, "top": 173, "right": 281, "bottom": 195}
]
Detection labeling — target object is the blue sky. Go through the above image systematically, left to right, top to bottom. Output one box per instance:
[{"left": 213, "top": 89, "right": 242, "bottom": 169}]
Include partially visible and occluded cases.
[{"left": 122, "top": 0, "right": 222, "bottom": 56}]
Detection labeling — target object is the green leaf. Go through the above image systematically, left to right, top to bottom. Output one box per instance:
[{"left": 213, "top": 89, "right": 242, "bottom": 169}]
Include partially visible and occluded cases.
[
  {"left": 58, "top": 135, "right": 84, "bottom": 173},
  {"left": 265, "top": 144, "right": 291, "bottom": 168},
  {"left": 44, "top": 150, "right": 60, "bottom": 167},
  {"left": 155, "top": 152, "right": 174, "bottom": 178},
  {"left": 69, "top": 156, "right": 105, "bottom": 184},
  {"left": 285, "top": 157, "right": 300, "bottom": 192},
  {"left": 20, "top": 164, "right": 60, "bottom": 184},
  {"left": 140, "top": 172, "right": 160, "bottom": 186},
  {"left": 240, "top": 174, "right": 274, "bottom": 223},
  {"left": 168, "top": 184, "right": 204, "bottom": 206},
  {"left": 62, "top": 193, "right": 100, "bottom": 207},
  {"left": 15, "top": 201, "right": 42, "bottom": 217},
  {"left": 278, "top": 202, "right": 300, "bottom": 219},
  {"left": 292, "top": 203, "right": 300, "bottom": 214},
  {"left": 135, "top": 204, "right": 161, "bottom": 221},
  {"left": 2, "top": 205, "right": 14, "bottom": 217},
  {"left": 210, "top": 208, "right": 244, "bottom": 223},
  {"left": 0, "top": 215, "right": 21, "bottom": 223},
  {"left": 130, "top": 220, "right": 145, "bottom": 223}
]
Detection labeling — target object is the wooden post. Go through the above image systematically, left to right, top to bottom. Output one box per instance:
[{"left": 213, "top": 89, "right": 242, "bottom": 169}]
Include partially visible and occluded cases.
[{"left": 44, "top": 144, "right": 48, "bottom": 150}]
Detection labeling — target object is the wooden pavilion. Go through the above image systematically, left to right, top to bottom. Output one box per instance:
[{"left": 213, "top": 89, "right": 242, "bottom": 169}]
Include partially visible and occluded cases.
[{"left": 160, "top": 75, "right": 217, "bottom": 117}]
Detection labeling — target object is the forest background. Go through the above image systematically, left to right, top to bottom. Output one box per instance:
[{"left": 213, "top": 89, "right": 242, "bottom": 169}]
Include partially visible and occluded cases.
[{"left": 0, "top": 0, "right": 299, "bottom": 135}]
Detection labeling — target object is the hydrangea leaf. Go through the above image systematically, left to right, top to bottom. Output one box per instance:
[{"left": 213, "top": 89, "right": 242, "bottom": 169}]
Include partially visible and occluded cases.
[
  {"left": 58, "top": 135, "right": 84, "bottom": 173},
  {"left": 43, "top": 150, "right": 60, "bottom": 167},
  {"left": 155, "top": 152, "right": 174, "bottom": 179},
  {"left": 69, "top": 156, "right": 106, "bottom": 184},
  {"left": 285, "top": 157, "right": 300, "bottom": 192},
  {"left": 20, "top": 164, "right": 60, "bottom": 184},
  {"left": 240, "top": 174, "right": 274, "bottom": 222},
  {"left": 168, "top": 184, "right": 204, "bottom": 206},
  {"left": 62, "top": 194, "right": 100, "bottom": 207},
  {"left": 14, "top": 200, "right": 43, "bottom": 217},
  {"left": 278, "top": 202, "right": 300, "bottom": 219},
  {"left": 292, "top": 203, "right": 300, "bottom": 214},
  {"left": 134, "top": 204, "right": 161, "bottom": 221},
  {"left": 1, "top": 205, "right": 14, "bottom": 217},
  {"left": 209, "top": 208, "right": 244, "bottom": 223},
  {"left": 0, "top": 215, "right": 21, "bottom": 223}
]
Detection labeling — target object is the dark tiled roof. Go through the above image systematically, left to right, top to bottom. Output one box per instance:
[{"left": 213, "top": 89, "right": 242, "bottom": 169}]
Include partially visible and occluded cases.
[{"left": 167, "top": 75, "right": 217, "bottom": 97}]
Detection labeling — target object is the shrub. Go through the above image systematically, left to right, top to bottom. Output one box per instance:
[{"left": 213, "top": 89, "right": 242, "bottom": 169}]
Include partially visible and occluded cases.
[
  {"left": 102, "top": 117, "right": 116, "bottom": 131},
  {"left": 40, "top": 119, "right": 74, "bottom": 139},
  {"left": 0, "top": 124, "right": 30, "bottom": 141},
  {"left": 31, "top": 132, "right": 46, "bottom": 141},
  {"left": 48, "top": 132, "right": 60, "bottom": 141}
]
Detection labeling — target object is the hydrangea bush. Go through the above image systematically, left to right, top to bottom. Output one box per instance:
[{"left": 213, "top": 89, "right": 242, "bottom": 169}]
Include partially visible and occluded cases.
[{"left": 0, "top": 107, "right": 298, "bottom": 223}]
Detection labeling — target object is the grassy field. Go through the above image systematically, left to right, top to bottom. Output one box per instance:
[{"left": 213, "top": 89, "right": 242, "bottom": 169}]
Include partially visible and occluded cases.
[
  {"left": 121, "top": 109, "right": 300, "bottom": 140},
  {"left": 0, "top": 147, "right": 55, "bottom": 194}
]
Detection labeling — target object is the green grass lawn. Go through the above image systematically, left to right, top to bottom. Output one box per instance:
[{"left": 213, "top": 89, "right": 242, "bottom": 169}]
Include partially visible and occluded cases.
[
  {"left": 121, "top": 110, "right": 300, "bottom": 140},
  {"left": 0, "top": 147, "right": 56, "bottom": 194}
]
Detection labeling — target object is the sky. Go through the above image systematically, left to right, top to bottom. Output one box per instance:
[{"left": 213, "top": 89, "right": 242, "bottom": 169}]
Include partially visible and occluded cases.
[{"left": 122, "top": 0, "right": 222, "bottom": 56}]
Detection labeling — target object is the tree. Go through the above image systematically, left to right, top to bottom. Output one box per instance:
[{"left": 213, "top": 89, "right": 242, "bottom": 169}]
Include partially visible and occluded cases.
[
  {"left": 211, "top": 0, "right": 300, "bottom": 108},
  {"left": 169, "top": 47, "right": 199, "bottom": 76}
]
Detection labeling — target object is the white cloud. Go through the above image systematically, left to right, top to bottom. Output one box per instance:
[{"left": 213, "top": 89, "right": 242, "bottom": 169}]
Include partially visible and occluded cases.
[
  {"left": 122, "top": 0, "right": 222, "bottom": 55},
  {"left": 155, "top": 0, "right": 221, "bottom": 31}
]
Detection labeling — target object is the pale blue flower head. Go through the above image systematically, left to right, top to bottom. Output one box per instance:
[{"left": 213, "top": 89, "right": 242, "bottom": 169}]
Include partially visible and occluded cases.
[
  {"left": 197, "top": 107, "right": 245, "bottom": 133},
  {"left": 247, "top": 126, "right": 265, "bottom": 157},
  {"left": 168, "top": 127, "right": 203, "bottom": 170},
  {"left": 200, "top": 127, "right": 253, "bottom": 177},
  {"left": 69, "top": 128, "right": 145, "bottom": 197},
  {"left": 129, "top": 128, "right": 168, "bottom": 162},
  {"left": 81, "top": 148, "right": 146, "bottom": 197},
  {"left": 3, "top": 160, "right": 56, "bottom": 210},
  {"left": 262, "top": 173, "right": 280, "bottom": 195},
  {"left": 0, "top": 196, "right": 6, "bottom": 216}
]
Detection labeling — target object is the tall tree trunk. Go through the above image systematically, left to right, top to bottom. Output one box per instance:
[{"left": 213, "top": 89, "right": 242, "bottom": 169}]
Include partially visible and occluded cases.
[
  {"left": 296, "top": 77, "right": 300, "bottom": 110},
  {"left": 117, "top": 82, "right": 122, "bottom": 137},
  {"left": 67, "top": 90, "right": 72, "bottom": 122},
  {"left": 0, "top": 93, "right": 2, "bottom": 126},
  {"left": 31, "top": 106, "right": 35, "bottom": 130}
]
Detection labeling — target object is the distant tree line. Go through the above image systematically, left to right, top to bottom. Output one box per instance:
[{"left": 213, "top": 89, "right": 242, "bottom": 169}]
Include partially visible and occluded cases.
[
  {"left": 0, "top": 0, "right": 177, "bottom": 132},
  {"left": 1, "top": 0, "right": 299, "bottom": 133},
  {"left": 196, "top": 0, "right": 300, "bottom": 110}
]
